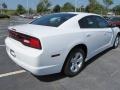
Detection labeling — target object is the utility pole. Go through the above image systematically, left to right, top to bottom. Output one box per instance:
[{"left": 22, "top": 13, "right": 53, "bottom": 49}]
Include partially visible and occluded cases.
[
  {"left": 27, "top": 0, "right": 29, "bottom": 15},
  {"left": 75, "top": 0, "right": 77, "bottom": 12},
  {"left": 0, "top": 3, "right": 1, "bottom": 14},
  {"left": 101, "top": 8, "right": 102, "bottom": 15}
]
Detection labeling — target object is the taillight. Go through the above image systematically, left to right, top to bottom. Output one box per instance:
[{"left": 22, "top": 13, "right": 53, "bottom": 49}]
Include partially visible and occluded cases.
[
  {"left": 9, "top": 30, "right": 42, "bottom": 49},
  {"left": 22, "top": 37, "right": 41, "bottom": 49}
]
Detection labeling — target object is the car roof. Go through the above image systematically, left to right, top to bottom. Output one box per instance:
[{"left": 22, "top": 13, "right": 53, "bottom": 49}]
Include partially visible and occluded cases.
[
  {"left": 54, "top": 12, "right": 100, "bottom": 29},
  {"left": 56, "top": 12, "right": 101, "bottom": 20},
  {"left": 60, "top": 12, "right": 98, "bottom": 16}
]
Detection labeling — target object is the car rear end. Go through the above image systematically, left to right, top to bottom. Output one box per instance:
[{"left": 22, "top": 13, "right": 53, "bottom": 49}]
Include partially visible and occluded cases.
[
  {"left": 5, "top": 13, "right": 78, "bottom": 75},
  {"left": 5, "top": 23, "right": 64, "bottom": 75},
  {"left": 5, "top": 28, "right": 45, "bottom": 75}
]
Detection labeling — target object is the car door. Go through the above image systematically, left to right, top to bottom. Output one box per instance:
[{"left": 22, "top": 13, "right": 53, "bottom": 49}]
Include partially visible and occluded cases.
[
  {"left": 78, "top": 16, "right": 107, "bottom": 58},
  {"left": 95, "top": 16, "right": 113, "bottom": 47}
]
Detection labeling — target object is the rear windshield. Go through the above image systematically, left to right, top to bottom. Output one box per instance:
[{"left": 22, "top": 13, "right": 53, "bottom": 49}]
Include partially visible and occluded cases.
[{"left": 30, "top": 13, "right": 76, "bottom": 27}]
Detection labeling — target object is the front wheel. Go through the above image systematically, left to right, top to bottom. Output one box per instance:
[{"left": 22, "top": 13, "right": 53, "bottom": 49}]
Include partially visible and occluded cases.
[
  {"left": 113, "top": 35, "right": 119, "bottom": 49},
  {"left": 63, "top": 48, "right": 85, "bottom": 77}
]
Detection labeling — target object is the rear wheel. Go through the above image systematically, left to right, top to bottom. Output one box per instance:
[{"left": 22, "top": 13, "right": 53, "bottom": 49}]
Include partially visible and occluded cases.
[
  {"left": 113, "top": 35, "right": 119, "bottom": 49},
  {"left": 64, "top": 48, "right": 85, "bottom": 77}
]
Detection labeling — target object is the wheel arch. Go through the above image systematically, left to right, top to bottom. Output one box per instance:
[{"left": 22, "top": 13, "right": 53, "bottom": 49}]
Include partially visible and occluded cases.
[{"left": 61, "top": 44, "right": 88, "bottom": 72}]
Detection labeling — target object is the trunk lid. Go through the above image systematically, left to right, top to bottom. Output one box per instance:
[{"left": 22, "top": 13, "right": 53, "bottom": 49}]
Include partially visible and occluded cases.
[{"left": 8, "top": 24, "right": 58, "bottom": 38}]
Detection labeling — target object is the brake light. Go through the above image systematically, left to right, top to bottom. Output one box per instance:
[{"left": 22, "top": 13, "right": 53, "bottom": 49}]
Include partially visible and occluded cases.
[
  {"left": 9, "top": 30, "right": 42, "bottom": 49},
  {"left": 22, "top": 37, "right": 41, "bottom": 49}
]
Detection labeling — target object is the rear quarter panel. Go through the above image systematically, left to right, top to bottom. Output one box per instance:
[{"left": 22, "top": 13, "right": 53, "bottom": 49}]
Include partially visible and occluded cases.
[{"left": 40, "top": 31, "right": 83, "bottom": 64}]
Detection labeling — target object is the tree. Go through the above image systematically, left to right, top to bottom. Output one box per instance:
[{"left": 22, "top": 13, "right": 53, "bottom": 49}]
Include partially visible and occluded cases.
[
  {"left": 37, "top": 0, "right": 51, "bottom": 13},
  {"left": 85, "top": 0, "right": 105, "bottom": 14},
  {"left": 86, "top": 0, "right": 97, "bottom": 12},
  {"left": 89, "top": 0, "right": 97, "bottom": 5},
  {"left": 103, "top": 0, "right": 113, "bottom": 12},
  {"left": 37, "top": 2, "right": 44, "bottom": 13},
  {"left": 61, "top": 2, "right": 74, "bottom": 12},
  {"left": 2, "top": 3, "right": 7, "bottom": 13},
  {"left": 2, "top": 3, "right": 7, "bottom": 9},
  {"left": 16, "top": 4, "right": 26, "bottom": 14},
  {"left": 53, "top": 5, "right": 61, "bottom": 12},
  {"left": 113, "top": 5, "right": 120, "bottom": 15},
  {"left": 29, "top": 8, "right": 34, "bottom": 14}
]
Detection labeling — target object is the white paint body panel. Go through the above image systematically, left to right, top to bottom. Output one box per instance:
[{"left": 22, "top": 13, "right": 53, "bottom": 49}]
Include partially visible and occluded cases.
[{"left": 5, "top": 12, "right": 120, "bottom": 75}]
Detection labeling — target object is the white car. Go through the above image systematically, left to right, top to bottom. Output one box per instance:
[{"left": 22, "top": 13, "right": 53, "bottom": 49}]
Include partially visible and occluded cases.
[
  {"left": 5, "top": 12, "right": 120, "bottom": 76},
  {"left": 19, "top": 14, "right": 26, "bottom": 18},
  {"left": 33, "top": 15, "right": 41, "bottom": 19}
]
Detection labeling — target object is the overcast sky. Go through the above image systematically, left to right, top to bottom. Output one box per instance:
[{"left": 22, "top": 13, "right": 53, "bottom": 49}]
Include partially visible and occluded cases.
[{"left": 1, "top": 0, "right": 120, "bottom": 10}]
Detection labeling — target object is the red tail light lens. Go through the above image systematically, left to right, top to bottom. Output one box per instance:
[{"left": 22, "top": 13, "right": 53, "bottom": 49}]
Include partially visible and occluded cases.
[
  {"left": 9, "top": 30, "right": 42, "bottom": 49},
  {"left": 22, "top": 37, "right": 41, "bottom": 49}
]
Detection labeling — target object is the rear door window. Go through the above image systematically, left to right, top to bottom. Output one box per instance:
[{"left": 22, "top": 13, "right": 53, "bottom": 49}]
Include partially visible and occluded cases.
[
  {"left": 78, "top": 16, "right": 99, "bottom": 28},
  {"left": 94, "top": 16, "right": 109, "bottom": 28}
]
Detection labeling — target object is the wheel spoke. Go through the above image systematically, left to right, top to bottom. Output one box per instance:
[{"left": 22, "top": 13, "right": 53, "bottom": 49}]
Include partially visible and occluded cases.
[
  {"left": 70, "top": 52, "right": 83, "bottom": 73},
  {"left": 74, "top": 53, "right": 80, "bottom": 60},
  {"left": 77, "top": 56, "right": 83, "bottom": 63},
  {"left": 71, "top": 58, "right": 75, "bottom": 63},
  {"left": 70, "top": 63, "right": 75, "bottom": 72},
  {"left": 74, "top": 64, "right": 80, "bottom": 72}
]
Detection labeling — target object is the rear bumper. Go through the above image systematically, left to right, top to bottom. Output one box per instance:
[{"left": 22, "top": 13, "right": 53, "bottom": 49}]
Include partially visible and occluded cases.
[
  {"left": 5, "top": 37, "right": 62, "bottom": 75},
  {"left": 7, "top": 52, "right": 59, "bottom": 75}
]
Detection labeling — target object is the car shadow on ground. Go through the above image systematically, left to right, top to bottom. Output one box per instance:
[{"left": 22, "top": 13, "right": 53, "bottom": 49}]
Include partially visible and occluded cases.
[
  {"left": 35, "top": 48, "right": 113, "bottom": 82},
  {"left": 34, "top": 73, "right": 66, "bottom": 82}
]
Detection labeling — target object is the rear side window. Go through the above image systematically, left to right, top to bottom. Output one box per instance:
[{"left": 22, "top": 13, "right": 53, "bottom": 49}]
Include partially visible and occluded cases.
[
  {"left": 30, "top": 13, "right": 76, "bottom": 27},
  {"left": 79, "top": 16, "right": 98, "bottom": 28},
  {"left": 95, "top": 16, "right": 109, "bottom": 28}
]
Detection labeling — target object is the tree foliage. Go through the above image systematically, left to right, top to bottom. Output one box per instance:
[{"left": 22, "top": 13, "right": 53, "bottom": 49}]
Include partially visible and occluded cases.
[
  {"left": 37, "top": 0, "right": 51, "bottom": 13},
  {"left": 85, "top": 0, "right": 105, "bottom": 14},
  {"left": 89, "top": 0, "right": 97, "bottom": 5},
  {"left": 103, "top": 0, "right": 113, "bottom": 8},
  {"left": 37, "top": 2, "right": 44, "bottom": 13},
  {"left": 61, "top": 2, "right": 75, "bottom": 12},
  {"left": 2, "top": 3, "right": 7, "bottom": 13},
  {"left": 2, "top": 3, "right": 7, "bottom": 9},
  {"left": 16, "top": 4, "right": 26, "bottom": 14},
  {"left": 53, "top": 5, "right": 61, "bottom": 13},
  {"left": 113, "top": 5, "right": 120, "bottom": 15},
  {"left": 29, "top": 8, "right": 34, "bottom": 14}
]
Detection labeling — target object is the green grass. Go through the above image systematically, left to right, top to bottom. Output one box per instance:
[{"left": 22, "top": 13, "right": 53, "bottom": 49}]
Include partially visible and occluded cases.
[{"left": 6, "top": 10, "right": 16, "bottom": 15}]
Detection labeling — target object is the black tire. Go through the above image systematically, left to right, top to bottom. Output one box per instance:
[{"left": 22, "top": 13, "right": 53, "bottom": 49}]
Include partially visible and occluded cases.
[
  {"left": 113, "top": 35, "right": 119, "bottom": 49},
  {"left": 63, "top": 48, "right": 85, "bottom": 77}
]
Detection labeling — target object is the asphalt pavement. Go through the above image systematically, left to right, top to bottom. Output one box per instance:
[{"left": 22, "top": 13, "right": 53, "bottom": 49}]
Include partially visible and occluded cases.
[{"left": 0, "top": 16, "right": 120, "bottom": 90}]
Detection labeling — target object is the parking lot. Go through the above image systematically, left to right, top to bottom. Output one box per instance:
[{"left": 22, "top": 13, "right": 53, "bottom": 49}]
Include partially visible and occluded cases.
[{"left": 0, "top": 17, "right": 120, "bottom": 90}]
